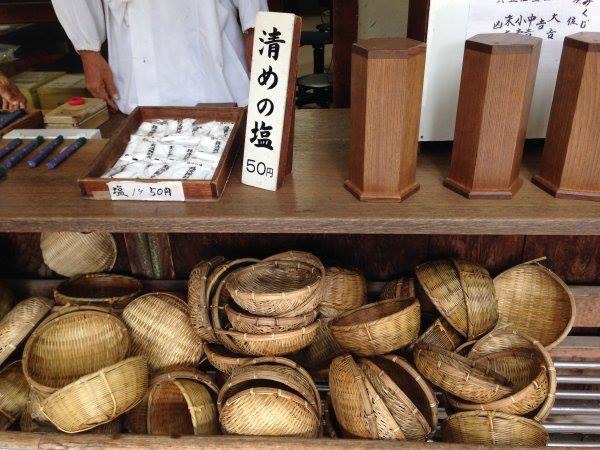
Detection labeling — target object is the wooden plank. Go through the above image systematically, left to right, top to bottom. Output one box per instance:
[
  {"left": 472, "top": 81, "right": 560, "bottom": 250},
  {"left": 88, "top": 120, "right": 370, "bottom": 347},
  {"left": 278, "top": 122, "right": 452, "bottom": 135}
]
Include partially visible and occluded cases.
[
  {"left": 332, "top": 0, "right": 358, "bottom": 108},
  {"left": 0, "top": 2, "right": 57, "bottom": 25},
  {"left": 0, "top": 110, "right": 599, "bottom": 235},
  {"left": 124, "top": 233, "right": 175, "bottom": 280},
  {"left": 551, "top": 336, "right": 600, "bottom": 362}
]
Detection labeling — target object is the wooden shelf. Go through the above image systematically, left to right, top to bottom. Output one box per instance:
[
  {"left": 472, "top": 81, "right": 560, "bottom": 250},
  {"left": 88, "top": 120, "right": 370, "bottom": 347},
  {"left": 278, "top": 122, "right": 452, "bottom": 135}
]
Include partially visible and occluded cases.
[{"left": 0, "top": 109, "right": 598, "bottom": 235}]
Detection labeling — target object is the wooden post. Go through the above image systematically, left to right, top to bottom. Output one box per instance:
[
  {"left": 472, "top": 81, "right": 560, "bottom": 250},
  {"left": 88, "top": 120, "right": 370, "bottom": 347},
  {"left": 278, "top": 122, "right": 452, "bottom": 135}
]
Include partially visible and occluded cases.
[
  {"left": 533, "top": 32, "right": 600, "bottom": 201},
  {"left": 444, "top": 34, "right": 541, "bottom": 199},
  {"left": 345, "top": 38, "right": 426, "bottom": 202}
]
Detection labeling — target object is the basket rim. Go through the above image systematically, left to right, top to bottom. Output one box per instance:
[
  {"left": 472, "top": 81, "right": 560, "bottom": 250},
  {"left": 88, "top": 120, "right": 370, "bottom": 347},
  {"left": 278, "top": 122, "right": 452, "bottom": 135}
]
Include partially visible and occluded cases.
[
  {"left": 264, "top": 251, "right": 325, "bottom": 274},
  {"left": 205, "top": 258, "right": 261, "bottom": 306},
  {"left": 493, "top": 260, "right": 576, "bottom": 350},
  {"left": 53, "top": 273, "right": 142, "bottom": 306},
  {"left": 210, "top": 277, "right": 246, "bottom": 354},
  {"left": 0, "top": 297, "right": 54, "bottom": 367},
  {"left": 329, "top": 297, "right": 419, "bottom": 331},
  {"left": 225, "top": 301, "right": 318, "bottom": 329},
  {"left": 22, "top": 305, "right": 130, "bottom": 396},
  {"left": 216, "top": 319, "right": 321, "bottom": 342},
  {"left": 203, "top": 342, "right": 249, "bottom": 367}
]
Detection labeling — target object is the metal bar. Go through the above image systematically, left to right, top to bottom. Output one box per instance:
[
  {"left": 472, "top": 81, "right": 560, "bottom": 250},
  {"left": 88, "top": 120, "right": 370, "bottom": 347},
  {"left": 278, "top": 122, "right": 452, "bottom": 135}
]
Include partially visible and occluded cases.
[
  {"left": 555, "top": 361, "right": 600, "bottom": 370},
  {"left": 558, "top": 376, "right": 600, "bottom": 384},
  {"left": 556, "top": 391, "right": 600, "bottom": 400},
  {"left": 552, "top": 405, "right": 600, "bottom": 415},
  {"left": 546, "top": 424, "right": 600, "bottom": 434},
  {"left": 548, "top": 443, "right": 600, "bottom": 448}
]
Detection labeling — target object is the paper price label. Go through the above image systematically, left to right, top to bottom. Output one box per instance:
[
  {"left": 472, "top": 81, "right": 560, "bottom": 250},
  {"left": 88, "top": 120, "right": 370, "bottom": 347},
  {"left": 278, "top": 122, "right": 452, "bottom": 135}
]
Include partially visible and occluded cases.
[{"left": 108, "top": 181, "right": 185, "bottom": 202}]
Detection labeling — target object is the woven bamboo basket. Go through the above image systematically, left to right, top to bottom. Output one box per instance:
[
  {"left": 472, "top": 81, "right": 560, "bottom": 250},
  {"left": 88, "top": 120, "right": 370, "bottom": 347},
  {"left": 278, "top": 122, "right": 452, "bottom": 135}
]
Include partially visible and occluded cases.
[
  {"left": 40, "top": 231, "right": 117, "bottom": 277},
  {"left": 454, "top": 259, "right": 497, "bottom": 339},
  {"left": 226, "top": 260, "right": 322, "bottom": 317},
  {"left": 494, "top": 260, "right": 575, "bottom": 349},
  {"left": 319, "top": 267, "right": 367, "bottom": 318},
  {"left": 54, "top": 274, "right": 142, "bottom": 309},
  {"left": 379, "top": 278, "right": 415, "bottom": 301},
  {"left": 0, "top": 284, "right": 14, "bottom": 320},
  {"left": 123, "top": 292, "right": 203, "bottom": 371},
  {"left": 0, "top": 297, "right": 54, "bottom": 366},
  {"left": 329, "top": 298, "right": 420, "bottom": 356},
  {"left": 225, "top": 302, "right": 317, "bottom": 334},
  {"left": 23, "top": 306, "right": 130, "bottom": 397},
  {"left": 413, "top": 317, "right": 463, "bottom": 351},
  {"left": 294, "top": 318, "right": 344, "bottom": 370},
  {"left": 455, "top": 340, "right": 477, "bottom": 356},
  {"left": 203, "top": 343, "right": 251, "bottom": 374},
  {"left": 413, "top": 344, "right": 513, "bottom": 404},
  {"left": 360, "top": 355, "right": 438, "bottom": 441},
  {"left": 40, "top": 356, "right": 148, "bottom": 433},
  {"left": 217, "top": 357, "right": 321, "bottom": 418},
  {"left": 0, "top": 361, "right": 28, "bottom": 431},
  {"left": 147, "top": 367, "right": 219, "bottom": 436},
  {"left": 124, "top": 392, "right": 148, "bottom": 434},
  {"left": 442, "top": 411, "right": 549, "bottom": 446}
]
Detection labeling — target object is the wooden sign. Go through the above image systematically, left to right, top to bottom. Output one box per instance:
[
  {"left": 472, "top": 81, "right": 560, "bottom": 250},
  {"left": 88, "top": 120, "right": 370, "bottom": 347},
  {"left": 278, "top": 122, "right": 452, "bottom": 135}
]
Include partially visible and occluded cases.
[
  {"left": 241, "top": 12, "right": 302, "bottom": 191},
  {"left": 533, "top": 32, "right": 600, "bottom": 201}
]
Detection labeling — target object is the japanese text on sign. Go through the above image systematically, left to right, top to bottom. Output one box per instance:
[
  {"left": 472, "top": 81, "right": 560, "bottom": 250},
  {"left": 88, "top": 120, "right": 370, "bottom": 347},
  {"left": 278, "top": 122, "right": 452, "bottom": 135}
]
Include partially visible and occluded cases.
[
  {"left": 242, "top": 12, "right": 296, "bottom": 191},
  {"left": 107, "top": 181, "right": 185, "bottom": 202}
]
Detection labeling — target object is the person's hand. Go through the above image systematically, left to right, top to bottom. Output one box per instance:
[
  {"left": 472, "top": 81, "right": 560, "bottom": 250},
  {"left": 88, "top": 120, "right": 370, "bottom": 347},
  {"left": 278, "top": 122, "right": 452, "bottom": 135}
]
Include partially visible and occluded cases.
[
  {"left": 244, "top": 28, "right": 255, "bottom": 73},
  {"left": 80, "top": 50, "right": 119, "bottom": 111},
  {"left": 0, "top": 72, "right": 27, "bottom": 111}
]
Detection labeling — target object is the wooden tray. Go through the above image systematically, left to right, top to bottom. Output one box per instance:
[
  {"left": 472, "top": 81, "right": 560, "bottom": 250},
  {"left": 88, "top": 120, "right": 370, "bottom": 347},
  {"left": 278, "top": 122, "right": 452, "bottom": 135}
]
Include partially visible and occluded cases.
[
  {"left": 78, "top": 106, "right": 246, "bottom": 201},
  {"left": 0, "top": 110, "right": 44, "bottom": 138}
]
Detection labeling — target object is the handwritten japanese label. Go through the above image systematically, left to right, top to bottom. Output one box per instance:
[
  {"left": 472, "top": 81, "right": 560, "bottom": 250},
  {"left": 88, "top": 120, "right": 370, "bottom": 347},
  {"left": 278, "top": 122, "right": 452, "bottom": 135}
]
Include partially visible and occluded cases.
[
  {"left": 242, "top": 12, "right": 296, "bottom": 191},
  {"left": 107, "top": 181, "right": 185, "bottom": 202}
]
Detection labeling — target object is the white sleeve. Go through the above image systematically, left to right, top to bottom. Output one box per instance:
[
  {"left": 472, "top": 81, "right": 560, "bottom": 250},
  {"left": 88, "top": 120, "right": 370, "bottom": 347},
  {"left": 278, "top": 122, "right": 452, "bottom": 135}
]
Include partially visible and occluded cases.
[
  {"left": 51, "top": 0, "right": 106, "bottom": 52},
  {"left": 232, "top": 0, "right": 269, "bottom": 32}
]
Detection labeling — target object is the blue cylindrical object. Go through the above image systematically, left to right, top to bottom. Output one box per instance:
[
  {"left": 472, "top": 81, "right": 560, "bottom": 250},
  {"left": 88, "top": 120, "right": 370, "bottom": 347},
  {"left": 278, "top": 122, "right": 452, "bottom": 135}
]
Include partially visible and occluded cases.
[
  {"left": 0, "top": 109, "right": 26, "bottom": 129},
  {"left": 28, "top": 135, "right": 64, "bottom": 168},
  {"left": 3, "top": 136, "right": 44, "bottom": 169},
  {"left": 46, "top": 137, "right": 87, "bottom": 170},
  {"left": 0, "top": 138, "right": 22, "bottom": 159}
]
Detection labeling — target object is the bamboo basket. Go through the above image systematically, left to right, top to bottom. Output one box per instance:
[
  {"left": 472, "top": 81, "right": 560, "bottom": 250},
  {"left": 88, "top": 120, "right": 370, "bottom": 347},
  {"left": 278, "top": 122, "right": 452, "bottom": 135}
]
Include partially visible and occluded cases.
[
  {"left": 40, "top": 231, "right": 117, "bottom": 277},
  {"left": 226, "top": 260, "right": 322, "bottom": 317},
  {"left": 494, "top": 260, "right": 575, "bottom": 349},
  {"left": 319, "top": 267, "right": 367, "bottom": 318},
  {"left": 54, "top": 274, "right": 142, "bottom": 309},
  {"left": 379, "top": 278, "right": 415, "bottom": 301},
  {"left": 0, "top": 284, "right": 15, "bottom": 320},
  {"left": 122, "top": 292, "right": 203, "bottom": 371},
  {"left": 0, "top": 297, "right": 54, "bottom": 366},
  {"left": 329, "top": 298, "right": 420, "bottom": 356},
  {"left": 225, "top": 302, "right": 317, "bottom": 334},
  {"left": 23, "top": 306, "right": 130, "bottom": 397},
  {"left": 413, "top": 317, "right": 463, "bottom": 351},
  {"left": 294, "top": 318, "right": 344, "bottom": 370},
  {"left": 203, "top": 343, "right": 251, "bottom": 374},
  {"left": 413, "top": 344, "right": 513, "bottom": 404},
  {"left": 359, "top": 355, "right": 438, "bottom": 441},
  {"left": 40, "top": 357, "right": 149, "bottom": 433},
  {"left": 0, "top": 361, "right": 28, "bottom": 431},
  {"left": 147, "top": 367, "right": 219, "bottom": 436},
  {"left": 220, "top": 386, "right": 320, "bottom": 437},
  {"left": 124, "top": 392, "right": 148, "bottom": 434},
  {"left": 442, "top": 411, "right": 549, "bottom": 446}
]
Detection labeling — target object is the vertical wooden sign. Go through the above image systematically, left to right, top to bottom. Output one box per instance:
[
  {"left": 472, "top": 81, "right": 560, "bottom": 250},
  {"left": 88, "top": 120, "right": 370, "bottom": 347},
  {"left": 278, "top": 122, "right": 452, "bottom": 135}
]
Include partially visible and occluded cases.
[{"left": 242, "top": 12, "right": 302, "bottom": 191}]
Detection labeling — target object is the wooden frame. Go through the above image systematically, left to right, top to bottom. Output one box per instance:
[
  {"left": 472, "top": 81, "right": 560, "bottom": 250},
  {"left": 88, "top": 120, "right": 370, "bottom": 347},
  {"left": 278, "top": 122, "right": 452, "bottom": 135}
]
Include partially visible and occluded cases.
[
  {"left": 79, "top": 106, "right": 246, "bottom": 201},
  {"left": 0, "top": 110, "right": 43, "bottom": 138}
]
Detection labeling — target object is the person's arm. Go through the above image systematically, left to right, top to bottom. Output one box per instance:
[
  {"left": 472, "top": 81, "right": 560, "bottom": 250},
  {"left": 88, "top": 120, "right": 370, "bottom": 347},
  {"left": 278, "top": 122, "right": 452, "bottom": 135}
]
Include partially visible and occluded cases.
[
  {"left": 51, "top": 0, "right": 119, "bottom": 110},
  {"left": 233, "top": 0, "right": 269, "bottom": 70},
  {"left": 0, "top": 72, "right": 27, "bottom": 111}
]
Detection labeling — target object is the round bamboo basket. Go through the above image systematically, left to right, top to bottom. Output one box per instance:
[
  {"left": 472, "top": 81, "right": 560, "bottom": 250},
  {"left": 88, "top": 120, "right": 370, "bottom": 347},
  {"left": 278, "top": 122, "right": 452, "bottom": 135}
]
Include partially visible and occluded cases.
[
  {"left": 40, "top": 231, "right": 117, "bottom": 277},
  {"left": 264, "top": 250, "right": 324, "bottom": 272},
  {"left": 226, "top": 260, "right": 322, "bottom": 317},
  {"left": 454, "top": 260, "right": 497, "bottom": 339},
  {"left": 494, "top": 260, "right": 575, "bottom": 349},
  {"left": 319, "top": 267, "right": 367, "bottom": 318},
  {"left": 54, "top": 274, "right": 142, "bottom": 309},
  {"left": 379, "top": 278, "right": 415, "bottom": 301},
  {"left": 0, "top": 284, "right": 15, "bottom": 320},
  {"left": 123, "top": 292, "right": 203, "bottom": 371},
  {"left": 0, "top": 297, "right": 54, "bottom": 366},
  {"left": 329, "top": 298, "right": 420, "bottom": 356},
  {"left": 225, "top": 302, "right": 317, "bottom": 334},
  {"left": 23, "top": 306, "right": 130, "bottom": 397},
  {"left": 414, "top": 317, "right": 463, "bottom": 351},
  {"left": 294, "top": 318, "right": 344, "bottom": 370},
  {"left": 203, "top": 343, "right": 251, "bottom": 374},
  {"left": 413, "top": 344, "right": 514, "bottom": 404},
  {"left": 360, "top": 355, "right": 437, "bottom": 441},
  {"left": 40, "top": 357, "right": 149, "bottom": 433},
  {"left": 0, "top": 361, "right": 28, "bottom": 431},
  {"left": 147, "top": 367, "right": 219, "bottom": 436},
  {"left": 220, "top": 386, "right": 320, "bottom": 437},
  {"left": 21, "top": 402, "right": 122, "bottom": 434},
  {"left": 442, "top": 411, "right": 549, "bottom": 446}
]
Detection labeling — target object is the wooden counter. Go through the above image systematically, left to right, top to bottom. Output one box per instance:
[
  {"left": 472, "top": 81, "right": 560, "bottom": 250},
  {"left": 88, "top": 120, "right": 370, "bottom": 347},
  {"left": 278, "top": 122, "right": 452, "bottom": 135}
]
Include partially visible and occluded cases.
[{"left": 0, "top": 109, "right": 599, "bottom": 235}]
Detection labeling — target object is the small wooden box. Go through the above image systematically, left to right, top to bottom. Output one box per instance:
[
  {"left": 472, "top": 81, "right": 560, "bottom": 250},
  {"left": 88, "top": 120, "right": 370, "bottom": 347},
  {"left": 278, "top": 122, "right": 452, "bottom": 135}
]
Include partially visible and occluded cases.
[
  {"left": 10, "top": 71, "right": 65, "bottom": 109},
  {"left": 38, "top": 74, "right": 89, "bottom": 110},
  {"left": 44, "top": 98, "right": 109, "bottom": 129},
  {"left": 79, "top": 106, "right": 246, "bottom": 201}
]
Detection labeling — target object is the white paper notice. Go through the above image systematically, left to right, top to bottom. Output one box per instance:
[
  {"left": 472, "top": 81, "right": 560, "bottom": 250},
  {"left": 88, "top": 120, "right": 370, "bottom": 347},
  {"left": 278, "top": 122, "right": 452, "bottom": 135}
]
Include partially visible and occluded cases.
[
  {"left": 242, "top": 12, "right": 295, "bottom": 191},
  {"left": 108, "top": 181, "right": 185, "bottom": 202}
]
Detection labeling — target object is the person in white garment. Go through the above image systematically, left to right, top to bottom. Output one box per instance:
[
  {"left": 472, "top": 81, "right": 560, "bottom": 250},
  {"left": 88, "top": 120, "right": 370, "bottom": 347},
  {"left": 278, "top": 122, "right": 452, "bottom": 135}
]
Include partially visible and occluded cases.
[{"left": 51, "top": 0, "right": 269, "bottom": 114}]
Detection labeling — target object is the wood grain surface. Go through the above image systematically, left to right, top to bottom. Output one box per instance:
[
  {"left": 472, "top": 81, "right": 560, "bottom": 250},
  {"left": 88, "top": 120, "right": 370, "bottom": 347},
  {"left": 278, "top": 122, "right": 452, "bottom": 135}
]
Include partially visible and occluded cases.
[{"left": 0, "top": 110, "right": 599, "bottom": 234}]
